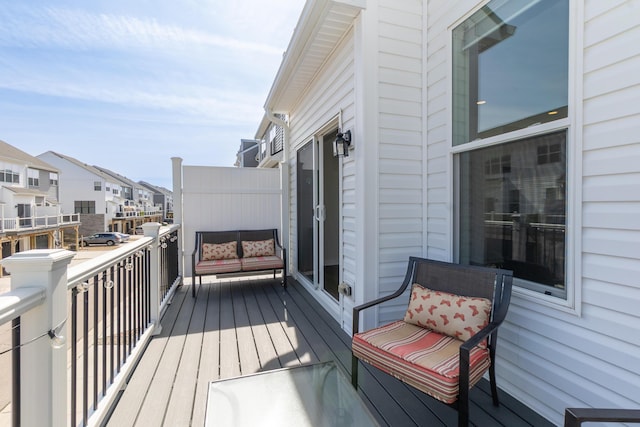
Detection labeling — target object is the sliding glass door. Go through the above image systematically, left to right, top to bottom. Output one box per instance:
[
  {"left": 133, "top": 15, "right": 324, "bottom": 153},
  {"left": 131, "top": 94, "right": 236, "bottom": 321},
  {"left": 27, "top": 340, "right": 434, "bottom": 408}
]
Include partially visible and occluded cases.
[{"left": 296, "top": 131, "right": 340, "bottom": 301}]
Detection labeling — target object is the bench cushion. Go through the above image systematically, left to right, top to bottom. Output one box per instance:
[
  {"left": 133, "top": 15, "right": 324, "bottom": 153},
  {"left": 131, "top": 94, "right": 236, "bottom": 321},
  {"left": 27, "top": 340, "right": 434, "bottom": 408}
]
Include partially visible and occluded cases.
[
  {"left": 241, "top": 239, "right": 275, "bottom": 258},
  {"left": 202, "top": 241, "right": 238, "bottom": 261},
  {"left": 241, "top": 256, "right": 284, "bottom": 272},
  {"left": 196, "top": 259, "right": 242, "bottom": 275},
  {"left": 404, "top": 284, "right": 491, "bottom": 342},
  {"left": 352, "top": 320, "right": 490, "bottom": 404}
]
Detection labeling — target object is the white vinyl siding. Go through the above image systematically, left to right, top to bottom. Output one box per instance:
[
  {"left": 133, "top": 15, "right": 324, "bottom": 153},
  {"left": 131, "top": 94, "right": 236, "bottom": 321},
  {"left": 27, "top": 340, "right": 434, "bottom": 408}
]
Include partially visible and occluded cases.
[
  {"left": 275, "top": 0, "right": 638, "bottom": 423},
  {"left": 375, "top": 0, "right": 425, "bottom": 324},
  {"left": 424, "top": 1, "right": 640, "bottom": 424}
]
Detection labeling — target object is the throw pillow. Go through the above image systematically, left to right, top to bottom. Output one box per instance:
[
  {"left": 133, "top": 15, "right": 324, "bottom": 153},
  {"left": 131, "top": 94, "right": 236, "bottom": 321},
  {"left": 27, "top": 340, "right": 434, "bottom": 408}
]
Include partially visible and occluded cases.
[
  {"left": 242, "top": 239, "right": 275, "bottom": 258},
  {"left": 202, "top": 241, "right": 238, "bottom": 261},
  {"left": 403, "top": 283, "right": 492, "bottom": 342}
]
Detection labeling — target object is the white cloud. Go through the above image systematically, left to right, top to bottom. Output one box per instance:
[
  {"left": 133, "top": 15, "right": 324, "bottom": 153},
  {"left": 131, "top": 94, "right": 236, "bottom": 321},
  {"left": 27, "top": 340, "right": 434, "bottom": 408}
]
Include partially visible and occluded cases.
[{"left": 0, "top": 6, "right": 284, "bottom": 55}]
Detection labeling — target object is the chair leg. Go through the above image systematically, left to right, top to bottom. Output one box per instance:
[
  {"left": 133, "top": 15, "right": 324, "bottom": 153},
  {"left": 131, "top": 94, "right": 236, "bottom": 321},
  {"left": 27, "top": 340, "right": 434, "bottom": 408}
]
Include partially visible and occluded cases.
[
  {"left": 351, "top": 354, "right": 359, "bottom": 389},
  {"left": 489, "top": 362, "right": 500, "bottom": 406},
  {"left": 458, "top": 383, "right": 469, "bottom": 427}
]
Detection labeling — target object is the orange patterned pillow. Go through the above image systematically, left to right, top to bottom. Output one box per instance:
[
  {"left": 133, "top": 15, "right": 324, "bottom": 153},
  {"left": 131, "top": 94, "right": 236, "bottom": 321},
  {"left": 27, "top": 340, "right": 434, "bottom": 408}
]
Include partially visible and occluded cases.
[
  {"left": 241, "top": 239, "right": 275, "bottom": 258},
  {"left": 202, "top": 241, "right": 238, "bottom": 261},
  {"left": 403, "top": 283, "right": 492, "bottom": 342}
]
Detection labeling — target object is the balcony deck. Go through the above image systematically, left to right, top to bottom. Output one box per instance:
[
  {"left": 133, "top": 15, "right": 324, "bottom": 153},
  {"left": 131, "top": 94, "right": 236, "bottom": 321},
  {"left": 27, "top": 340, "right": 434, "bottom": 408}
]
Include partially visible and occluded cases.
[{"left": 105, "top": 276, "right": 553, "bottom": 427}]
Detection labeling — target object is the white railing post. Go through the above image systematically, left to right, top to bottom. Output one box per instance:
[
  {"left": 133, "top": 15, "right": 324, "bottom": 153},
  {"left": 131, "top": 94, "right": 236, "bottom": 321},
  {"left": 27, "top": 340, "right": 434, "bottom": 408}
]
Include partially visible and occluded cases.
[
  {"left": 171, "top": 157, "right": 184, "bottom": 279},
  {"left": 143, "top": 222, "right": 162, "bottom": 335},
  {"left": 2, "top": 249, "right": 75, "bottom": 427}
]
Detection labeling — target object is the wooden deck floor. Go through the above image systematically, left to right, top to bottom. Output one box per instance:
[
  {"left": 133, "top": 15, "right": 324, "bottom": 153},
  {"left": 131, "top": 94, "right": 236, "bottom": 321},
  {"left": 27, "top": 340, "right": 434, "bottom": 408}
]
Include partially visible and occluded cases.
[{"left": 105, "top": 276, "right": 553, "bottom": 427}]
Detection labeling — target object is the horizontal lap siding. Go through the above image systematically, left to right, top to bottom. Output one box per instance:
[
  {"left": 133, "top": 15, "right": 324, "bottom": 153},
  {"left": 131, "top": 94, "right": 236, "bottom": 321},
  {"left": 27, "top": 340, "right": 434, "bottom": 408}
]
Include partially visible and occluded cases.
[
  {"left": 376, "top": 0, "right": 424, "bottom": 324},
  {"left": 576, "top": 0, "right": 640, "bottom": 414},
  {"left": 423, "top": 1, "right": 640, "bottom": 425},
  {"left": 425, "top": 1, "right": 451, "bottom": 263}
]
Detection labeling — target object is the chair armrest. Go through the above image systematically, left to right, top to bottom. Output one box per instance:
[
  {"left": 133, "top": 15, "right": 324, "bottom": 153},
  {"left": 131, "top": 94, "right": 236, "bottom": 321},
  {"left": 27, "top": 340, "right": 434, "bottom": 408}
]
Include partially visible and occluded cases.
[
  {"left": 353, "top": 287, "right": 409, "bottom": 334},
  {"left": 460, "top": 322, "right": 500, "bottom": 353},
  {"left": 564, "top": 408, "right": 640, "bottom": 426}
]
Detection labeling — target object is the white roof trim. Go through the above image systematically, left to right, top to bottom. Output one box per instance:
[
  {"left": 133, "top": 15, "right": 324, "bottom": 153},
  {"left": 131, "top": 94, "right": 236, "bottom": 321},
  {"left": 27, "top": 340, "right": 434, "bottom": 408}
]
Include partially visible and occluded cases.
[{"left": 264, "top": 0, "right": 365, "bottom": 113}]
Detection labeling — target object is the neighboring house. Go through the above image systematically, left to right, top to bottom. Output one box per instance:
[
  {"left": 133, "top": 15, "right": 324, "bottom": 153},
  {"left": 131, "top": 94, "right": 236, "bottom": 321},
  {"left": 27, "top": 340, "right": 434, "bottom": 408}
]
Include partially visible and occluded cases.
[
  {"left": 257, "top": 0, "right": 639, "bottom": 425},
  {"left": 253, "top": 114, "right": 286, "bottom": 168},
  {"left": 234, "top": 139, "right": 260, "bottom": 168},
  {"left": 0, "top": 140, "right": 80, "bottom": 273},
  {"left": 37, "top": 151, "right": 128, "bottom": 235},
  {"left": 94, "top": 166, "right": 164, "bottom": 232},
  {"left": 138, "top": 181, "right": 174, "bottom": 222}
]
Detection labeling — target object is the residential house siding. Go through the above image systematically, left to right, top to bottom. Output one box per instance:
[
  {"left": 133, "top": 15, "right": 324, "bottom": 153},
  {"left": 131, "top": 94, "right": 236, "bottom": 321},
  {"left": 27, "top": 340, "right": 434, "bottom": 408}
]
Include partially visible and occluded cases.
[
  {"left": 261, "top": 0, "right": 639, "bottom": 423},
  {"left": 376, "top": 0, "right": 425, "bottom": 324},
  {"left": 422, "top": 1, "right": 640, "bottom": 424}
]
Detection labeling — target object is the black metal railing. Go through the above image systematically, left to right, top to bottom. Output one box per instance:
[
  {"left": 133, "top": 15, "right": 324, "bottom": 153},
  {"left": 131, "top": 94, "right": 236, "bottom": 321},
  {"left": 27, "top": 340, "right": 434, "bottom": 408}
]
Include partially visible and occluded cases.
[
  {"left": 1, "top": 224, "right": 181, "bottom": 426},
  {"left": 159, "top": 230, "right": 179, "bottom": 303},
  {"left": 69, "top": 247, "right": 152, "bottom": 426}
]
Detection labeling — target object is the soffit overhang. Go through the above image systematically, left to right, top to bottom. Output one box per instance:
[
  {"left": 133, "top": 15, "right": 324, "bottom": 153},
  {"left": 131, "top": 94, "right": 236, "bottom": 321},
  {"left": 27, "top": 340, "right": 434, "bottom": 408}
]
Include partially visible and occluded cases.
[{"left": 264, "top": 0, "right": 365, "bottom": 114}]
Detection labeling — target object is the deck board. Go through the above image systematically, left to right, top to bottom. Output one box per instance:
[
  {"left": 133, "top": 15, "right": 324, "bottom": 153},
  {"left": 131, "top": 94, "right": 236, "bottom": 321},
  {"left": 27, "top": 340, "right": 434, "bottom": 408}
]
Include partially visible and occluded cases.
[
  {"left": 105, "top": 276, "right": 554, "bottom": 427},
  {"left": 190, "top": 281, "right": 219, "bottom": 426}
]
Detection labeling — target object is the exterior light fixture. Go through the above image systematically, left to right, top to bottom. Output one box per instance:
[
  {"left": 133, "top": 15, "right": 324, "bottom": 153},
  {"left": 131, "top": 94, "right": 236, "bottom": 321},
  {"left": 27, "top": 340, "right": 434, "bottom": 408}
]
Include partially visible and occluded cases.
[{"left": 333, "top": 129, "right": 352, "bottom": 158}]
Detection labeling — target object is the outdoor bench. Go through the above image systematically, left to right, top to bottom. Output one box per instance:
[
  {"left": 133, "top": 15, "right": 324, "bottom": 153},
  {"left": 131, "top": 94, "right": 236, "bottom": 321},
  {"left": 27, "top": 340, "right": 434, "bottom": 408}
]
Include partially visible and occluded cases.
[{"left": 191, "top": 229, "right": 287, "bottom": 297}]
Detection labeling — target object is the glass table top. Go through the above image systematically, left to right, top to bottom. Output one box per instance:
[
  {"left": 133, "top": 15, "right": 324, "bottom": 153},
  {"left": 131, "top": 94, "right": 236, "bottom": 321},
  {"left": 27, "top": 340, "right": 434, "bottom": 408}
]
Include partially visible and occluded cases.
[{"left": 205, "top": 361, "right": 379, "bottom": 427}]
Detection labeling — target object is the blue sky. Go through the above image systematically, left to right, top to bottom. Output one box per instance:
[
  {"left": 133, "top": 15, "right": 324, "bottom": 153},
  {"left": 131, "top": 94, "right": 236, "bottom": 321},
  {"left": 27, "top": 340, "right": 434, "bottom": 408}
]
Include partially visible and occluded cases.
[{"left": 0, "top": 0, "right": 305, "bottom": 189}]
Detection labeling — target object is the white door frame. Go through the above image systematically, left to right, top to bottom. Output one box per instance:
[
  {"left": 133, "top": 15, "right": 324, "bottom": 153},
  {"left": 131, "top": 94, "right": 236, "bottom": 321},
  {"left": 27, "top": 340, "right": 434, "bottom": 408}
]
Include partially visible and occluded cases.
[{"left": 295, "top": 118, "right": 342, "bottom": 319}]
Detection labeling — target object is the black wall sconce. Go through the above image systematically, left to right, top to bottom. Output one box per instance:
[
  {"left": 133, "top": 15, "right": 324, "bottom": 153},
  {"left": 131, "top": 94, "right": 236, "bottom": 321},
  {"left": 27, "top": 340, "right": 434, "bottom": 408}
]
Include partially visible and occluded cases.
[{"left": 333, "top": 129, "right": 352, "bottom": 158}]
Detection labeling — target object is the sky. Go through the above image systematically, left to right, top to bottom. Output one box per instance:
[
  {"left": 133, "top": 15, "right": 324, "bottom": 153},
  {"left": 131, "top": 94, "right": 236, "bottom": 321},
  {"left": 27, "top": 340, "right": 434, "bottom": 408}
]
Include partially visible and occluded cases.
[{"left": 0, "top": 0, "right": 305, "bottom": 189}]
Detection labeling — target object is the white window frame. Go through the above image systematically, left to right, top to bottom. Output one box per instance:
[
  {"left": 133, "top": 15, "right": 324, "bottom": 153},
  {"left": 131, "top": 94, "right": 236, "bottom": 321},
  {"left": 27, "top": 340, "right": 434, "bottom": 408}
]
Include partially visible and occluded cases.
[
  {"left": 448, "top": 0, "right": 583, "bottom": 315},
  {"left": 27, "top": 169, "right": 39, "bottom": 187}
]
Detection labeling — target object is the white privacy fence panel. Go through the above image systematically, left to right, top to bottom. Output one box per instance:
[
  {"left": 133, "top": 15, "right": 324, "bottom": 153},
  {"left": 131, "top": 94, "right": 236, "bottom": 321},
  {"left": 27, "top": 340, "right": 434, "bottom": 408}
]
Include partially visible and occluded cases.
[{"left": 182, "top": 165, "right": 282, "bottom": 276}]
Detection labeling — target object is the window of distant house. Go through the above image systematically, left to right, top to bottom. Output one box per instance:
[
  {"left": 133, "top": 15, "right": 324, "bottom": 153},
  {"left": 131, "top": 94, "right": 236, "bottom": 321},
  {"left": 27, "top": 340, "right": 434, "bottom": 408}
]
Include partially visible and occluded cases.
[
  {"left": 452, "top": 0, "right": 569, "bottom": 299},
  {"left": 0, "top": 168, "right": 20, "bottom": 184},
  {"left": 27, "top": 169, "right": 40, "bottom": 187},
  {"left": 49, "top": 172, "right": 58, "bottom": 186},
  {"left": 94, "top": 181, "right": 102, "bottom": 191},
  {"left": 113, "top": 188, "right": 119, "bottom": 195},
  {"left": 74, "top": 200, "right": 96, "bottom": 214}
]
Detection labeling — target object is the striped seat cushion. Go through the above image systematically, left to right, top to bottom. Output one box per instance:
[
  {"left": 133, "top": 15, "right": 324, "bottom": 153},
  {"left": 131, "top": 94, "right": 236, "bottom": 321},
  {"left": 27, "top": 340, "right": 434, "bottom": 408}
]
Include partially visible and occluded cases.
[
  {"left": 241, "top": 256, "right": 284, "bottom": 272},
  {"left": 195, "top": 259, "right": 242, "bottom": 275},
  {"left": 352, "top": 320, "right": 490, "bottom": 404}
]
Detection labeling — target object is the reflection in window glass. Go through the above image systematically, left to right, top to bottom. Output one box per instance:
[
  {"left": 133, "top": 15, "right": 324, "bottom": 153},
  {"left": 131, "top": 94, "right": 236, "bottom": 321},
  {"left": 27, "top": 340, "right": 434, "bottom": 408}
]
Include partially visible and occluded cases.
[
  {"left": 453, "top": 0, "right": 569, "bottom": 145},
  {"left": 459, "top": 131, "right": 567, "bottom": 297}
]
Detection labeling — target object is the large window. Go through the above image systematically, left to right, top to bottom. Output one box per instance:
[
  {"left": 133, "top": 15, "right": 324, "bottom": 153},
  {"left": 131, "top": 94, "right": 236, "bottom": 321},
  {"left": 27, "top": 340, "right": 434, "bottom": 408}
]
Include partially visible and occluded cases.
[
  {"left": 453, "top": 0, "right": 569, "bottom": 299},
  {"left": 453, "top": 0, "right": 569, "bottom": 145},
  {"left": 0, "top": 168, "right": 19, "bottom": 183},
  {"left": 27, "top": 169, "right": 40, "bottom": 187},
  {"left": 74, "top": 200, "right": 96, "bottom": 214}
]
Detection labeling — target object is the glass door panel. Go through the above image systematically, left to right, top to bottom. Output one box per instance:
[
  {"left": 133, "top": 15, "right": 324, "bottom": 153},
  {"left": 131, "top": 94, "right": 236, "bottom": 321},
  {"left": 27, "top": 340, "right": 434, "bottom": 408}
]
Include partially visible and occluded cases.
[{"left": 297, "top": 141, "right": 316, "bottom": 284}]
